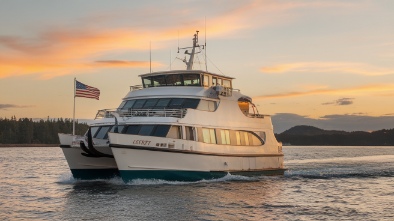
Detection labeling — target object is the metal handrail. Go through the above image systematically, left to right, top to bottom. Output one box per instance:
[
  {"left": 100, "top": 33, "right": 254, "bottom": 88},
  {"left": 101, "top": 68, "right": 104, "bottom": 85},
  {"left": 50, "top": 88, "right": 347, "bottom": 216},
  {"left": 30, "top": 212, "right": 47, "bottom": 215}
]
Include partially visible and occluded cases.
[{"left": 95, "top": 108, "right": 187, "bottom": 119}]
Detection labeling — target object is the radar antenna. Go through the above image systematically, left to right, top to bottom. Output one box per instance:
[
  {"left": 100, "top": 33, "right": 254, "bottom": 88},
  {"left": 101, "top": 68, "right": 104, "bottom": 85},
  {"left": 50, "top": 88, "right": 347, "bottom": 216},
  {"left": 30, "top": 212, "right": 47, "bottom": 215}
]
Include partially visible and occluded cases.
[{"left": 177, "top": 31, "right": 205, "bottom": 70}]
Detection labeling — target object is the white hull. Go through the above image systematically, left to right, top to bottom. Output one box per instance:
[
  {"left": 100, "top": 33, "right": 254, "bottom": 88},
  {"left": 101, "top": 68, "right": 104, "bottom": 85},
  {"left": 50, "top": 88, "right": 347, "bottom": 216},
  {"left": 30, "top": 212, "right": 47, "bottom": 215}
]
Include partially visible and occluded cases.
[
  {"left": 58, "top": 133, "right": 119, "bottom": 179},
  {"left": 109, "top": 133, "right": 284, "bottom": 181}
]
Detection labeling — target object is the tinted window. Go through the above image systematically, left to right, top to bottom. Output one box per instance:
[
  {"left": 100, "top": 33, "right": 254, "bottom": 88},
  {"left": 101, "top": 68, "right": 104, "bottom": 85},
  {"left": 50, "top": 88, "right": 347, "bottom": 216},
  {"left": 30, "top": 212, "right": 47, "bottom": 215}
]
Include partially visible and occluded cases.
[
  {"left": 166, "top": 74, "right": 183, "bottom": 86},
  {"left": 183, "top": 74, "right": 201, "bottom": 86},
  {"left": 152, "top": 75, "right": 166, "bottom": 87},
  {"left": 143, "top": 77, "right": 152, "bottom": 88},
  {"left": 154, "top": 98, "right": 171, "bottom": 108},
  {"left": 168, "top": 98, "right": 184, "bottom": 109},
  {"left": 132, "top": 99, "right": 146, "bottom": 109},
  {"left": 143, "top": 99, "right": 158, "bottom": 109},
  {"left": 183, "top": 99, "right": 200, "bottom": 109},
  {"left": 122, "top": 100, "right": 136, "bottom": 109},
  {"left": 118, "top": 101, "right": 126, "bottom": 109},
  {"left": 110, "top": 125, "right": 125, "bottom": 133},
  {"left": 124, "top": 125, "right": 141, "bottom": 134},
  {"left": 138, "top": 125, "right": 155, "bottom": 136},
  {"left": 152, "top": 125, "right": 171, "bottom": 137},
  {"left": 90, "top": 126, "right": 100, "bottom": 137},
  {"left": 95, "top": 126, "right": 111, "bottom": 139}
]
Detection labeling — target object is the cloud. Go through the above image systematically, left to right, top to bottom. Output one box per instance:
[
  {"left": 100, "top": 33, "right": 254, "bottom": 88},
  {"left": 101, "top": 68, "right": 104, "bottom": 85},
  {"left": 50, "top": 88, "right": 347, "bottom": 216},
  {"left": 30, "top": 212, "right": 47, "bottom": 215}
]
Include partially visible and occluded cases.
[
  {"left": 0, "top": 1, "right": 361, "bottom": 79},
  {"left": 260, "top": 62, "right": 394, "bottom": 76},
  {"left": 254, "top": 84, "right": 394, "bottom": 99},
  {"left": 322, "top": 98, "right": 354, "bottom": 106},
  {"left": 0, "top": 104, "right": 33, "bottom": 110},
  {"left": 272, "top": 113, "right": 394, "bottom": 133}
]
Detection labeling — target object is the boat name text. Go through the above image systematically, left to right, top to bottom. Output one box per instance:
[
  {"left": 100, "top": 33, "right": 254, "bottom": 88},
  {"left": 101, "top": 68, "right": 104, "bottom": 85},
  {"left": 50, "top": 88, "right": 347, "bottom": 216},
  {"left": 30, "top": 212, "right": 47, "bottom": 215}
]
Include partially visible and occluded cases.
[{"left": 133, "top": 140, "right": 151, "bottom": 145}]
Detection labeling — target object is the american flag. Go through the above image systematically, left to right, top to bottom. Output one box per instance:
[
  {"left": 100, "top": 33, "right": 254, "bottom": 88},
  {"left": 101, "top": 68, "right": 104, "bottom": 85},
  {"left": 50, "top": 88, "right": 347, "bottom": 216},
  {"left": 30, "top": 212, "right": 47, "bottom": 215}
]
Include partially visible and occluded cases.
[{"left": 75, "top": 80, "right": 100, "bottom": 100}]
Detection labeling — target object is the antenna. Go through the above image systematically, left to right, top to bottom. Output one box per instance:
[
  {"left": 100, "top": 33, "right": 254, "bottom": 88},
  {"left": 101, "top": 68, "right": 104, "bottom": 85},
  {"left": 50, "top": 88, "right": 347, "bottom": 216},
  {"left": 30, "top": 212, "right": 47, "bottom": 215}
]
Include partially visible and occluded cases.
[
  {"left": 205, "top": 17, "right": 207, "bottom": 71},
  {"left": 149, "top": 41, "right": 151, "bottom": 73},
  {"left": 170, "top": 50, "right": 172, "bottom": 70}
]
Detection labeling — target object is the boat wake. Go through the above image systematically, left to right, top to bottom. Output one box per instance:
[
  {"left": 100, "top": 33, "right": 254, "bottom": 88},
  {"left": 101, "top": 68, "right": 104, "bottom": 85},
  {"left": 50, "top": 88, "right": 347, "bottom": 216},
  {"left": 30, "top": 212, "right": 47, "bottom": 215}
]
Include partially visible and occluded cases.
[{"left": 124, "top": 173, "right": 258, "bottom": 186}]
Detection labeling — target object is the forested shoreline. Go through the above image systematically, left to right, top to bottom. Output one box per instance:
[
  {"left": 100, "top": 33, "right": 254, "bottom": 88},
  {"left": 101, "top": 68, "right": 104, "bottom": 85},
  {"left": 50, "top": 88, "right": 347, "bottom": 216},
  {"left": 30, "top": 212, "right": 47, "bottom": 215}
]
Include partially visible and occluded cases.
[{"left": 0, "top": 117, "right": 89, "bottom": 145}]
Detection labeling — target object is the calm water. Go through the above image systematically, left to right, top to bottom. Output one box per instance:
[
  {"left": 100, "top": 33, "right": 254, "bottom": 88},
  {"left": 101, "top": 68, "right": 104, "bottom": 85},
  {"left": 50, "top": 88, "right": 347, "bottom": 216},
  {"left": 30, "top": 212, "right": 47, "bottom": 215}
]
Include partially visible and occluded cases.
[{"left": 0, "top": 146, "right": 393, "bottom": 221}]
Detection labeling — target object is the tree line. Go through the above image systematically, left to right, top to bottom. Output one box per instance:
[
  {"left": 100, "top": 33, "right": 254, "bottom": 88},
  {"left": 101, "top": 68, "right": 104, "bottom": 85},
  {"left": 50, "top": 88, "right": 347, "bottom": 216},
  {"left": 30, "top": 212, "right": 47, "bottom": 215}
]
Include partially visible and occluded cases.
[
  {"left": 0, "top": 117, "right": 89, "bottom": 144},
  {"left": 275, "top": 125, "right": 394, "bottom": 146}
]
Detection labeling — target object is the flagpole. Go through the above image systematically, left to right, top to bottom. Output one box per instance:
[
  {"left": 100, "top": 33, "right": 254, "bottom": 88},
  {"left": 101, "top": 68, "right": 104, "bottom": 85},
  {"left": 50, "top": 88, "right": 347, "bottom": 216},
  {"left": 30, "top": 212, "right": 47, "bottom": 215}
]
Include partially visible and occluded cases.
[{"left": 73, "top": 77, "right": 76, "bottom": 135}]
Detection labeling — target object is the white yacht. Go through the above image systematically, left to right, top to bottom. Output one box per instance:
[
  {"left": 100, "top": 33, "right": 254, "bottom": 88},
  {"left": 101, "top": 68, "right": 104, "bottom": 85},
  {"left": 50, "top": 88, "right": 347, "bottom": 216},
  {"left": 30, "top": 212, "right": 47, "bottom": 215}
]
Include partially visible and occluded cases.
[
  {"left": 108, "top": 31, "right": 285, "bottom": 182},
  {"left": 58, "top": 113, "right": 118, "bottom": 179}
]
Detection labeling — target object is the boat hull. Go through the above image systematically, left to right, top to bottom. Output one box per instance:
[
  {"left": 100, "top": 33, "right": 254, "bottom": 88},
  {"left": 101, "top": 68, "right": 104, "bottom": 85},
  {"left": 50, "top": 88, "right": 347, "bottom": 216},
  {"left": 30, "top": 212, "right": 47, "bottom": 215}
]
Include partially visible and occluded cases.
[
  {"left": 59, "top": 133, "right": 119, "bottom": 179},
  {"left": 111, "top": 145, "right": 285, "bottom": 182}
]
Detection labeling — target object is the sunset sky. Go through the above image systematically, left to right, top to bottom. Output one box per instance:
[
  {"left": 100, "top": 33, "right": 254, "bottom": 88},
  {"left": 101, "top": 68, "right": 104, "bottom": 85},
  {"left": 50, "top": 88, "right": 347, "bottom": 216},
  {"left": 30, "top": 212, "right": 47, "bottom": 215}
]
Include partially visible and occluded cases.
[{"left": 1, "top": 0, "right": 394, "bottom": 133}]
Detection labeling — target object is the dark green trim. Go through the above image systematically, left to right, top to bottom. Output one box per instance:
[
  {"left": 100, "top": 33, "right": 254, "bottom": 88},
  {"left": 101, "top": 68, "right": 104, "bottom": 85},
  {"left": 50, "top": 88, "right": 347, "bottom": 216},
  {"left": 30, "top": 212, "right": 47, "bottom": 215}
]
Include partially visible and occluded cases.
[
  {"left": 110, "top": 144, "right": 284, "bottom": 157},
  {"left": 70, "top": 169, "right": 120, "bottom": 180},
  {"left": 119, "top": 169, "right": 286, "bottom": 182}
]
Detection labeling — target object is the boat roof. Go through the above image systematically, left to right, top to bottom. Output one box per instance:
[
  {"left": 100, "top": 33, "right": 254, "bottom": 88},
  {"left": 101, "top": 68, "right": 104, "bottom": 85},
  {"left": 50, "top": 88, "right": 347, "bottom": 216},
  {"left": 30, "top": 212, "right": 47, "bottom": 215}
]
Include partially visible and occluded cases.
[{"left": 139, "top": 70, "right": 235, "bottom": 80}]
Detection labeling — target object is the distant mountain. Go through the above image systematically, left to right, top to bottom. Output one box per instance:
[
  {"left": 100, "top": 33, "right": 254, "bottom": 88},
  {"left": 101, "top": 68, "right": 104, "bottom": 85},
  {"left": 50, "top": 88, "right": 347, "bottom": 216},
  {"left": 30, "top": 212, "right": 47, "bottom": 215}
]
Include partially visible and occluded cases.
[
  {"left": 275, "top": 125, "right": 394, "bottom": 146},
  {"left": 280, "top": 125, "right": 344, "bottom": 136}
]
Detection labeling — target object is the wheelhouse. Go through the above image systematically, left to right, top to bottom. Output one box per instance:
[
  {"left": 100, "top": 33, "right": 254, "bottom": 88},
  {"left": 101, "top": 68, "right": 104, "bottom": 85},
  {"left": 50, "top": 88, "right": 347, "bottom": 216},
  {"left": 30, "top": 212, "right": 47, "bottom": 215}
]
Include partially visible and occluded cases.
[{"left": 139, "top": 70, "right": 234, "bottom": 89}]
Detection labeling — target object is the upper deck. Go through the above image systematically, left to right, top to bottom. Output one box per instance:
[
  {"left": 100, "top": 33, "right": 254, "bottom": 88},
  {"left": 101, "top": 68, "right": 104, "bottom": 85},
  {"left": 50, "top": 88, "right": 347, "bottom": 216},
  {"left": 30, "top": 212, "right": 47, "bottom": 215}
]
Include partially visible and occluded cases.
[{"left": 139, "top": 70, "right": 234, "bottom": 89}]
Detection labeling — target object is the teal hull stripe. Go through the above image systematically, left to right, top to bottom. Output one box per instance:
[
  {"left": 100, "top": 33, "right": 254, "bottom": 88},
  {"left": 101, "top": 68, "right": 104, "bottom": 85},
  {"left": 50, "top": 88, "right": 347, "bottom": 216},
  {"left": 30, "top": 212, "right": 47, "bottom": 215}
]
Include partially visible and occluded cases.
[
  {"left": 110, "top": 144, "right": 284, "bottom": 158},
  {"left": 70, "top": 169, "right": 120, "bottom": 180},
  {"left": 119, "top": 169, "right": 286, "bottom": 182}
]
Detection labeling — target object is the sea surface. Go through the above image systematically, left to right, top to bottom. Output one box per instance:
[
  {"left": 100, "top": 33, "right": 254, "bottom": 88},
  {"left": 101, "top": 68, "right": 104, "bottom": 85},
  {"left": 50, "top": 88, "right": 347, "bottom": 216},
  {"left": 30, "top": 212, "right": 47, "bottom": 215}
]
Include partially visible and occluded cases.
[{"left": 0, "top": 146, "right": 393, "bottom": 221}]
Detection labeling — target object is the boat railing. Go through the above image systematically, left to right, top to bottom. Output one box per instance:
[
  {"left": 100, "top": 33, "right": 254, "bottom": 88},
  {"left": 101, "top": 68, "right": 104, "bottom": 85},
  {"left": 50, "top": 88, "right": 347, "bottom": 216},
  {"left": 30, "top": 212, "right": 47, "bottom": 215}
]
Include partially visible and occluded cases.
[
  {"left": 130, "top": 85, "right": 143, "bottom": 91},
  {"left": 95, "top": 108, "right": 187, "bottom": 119}
]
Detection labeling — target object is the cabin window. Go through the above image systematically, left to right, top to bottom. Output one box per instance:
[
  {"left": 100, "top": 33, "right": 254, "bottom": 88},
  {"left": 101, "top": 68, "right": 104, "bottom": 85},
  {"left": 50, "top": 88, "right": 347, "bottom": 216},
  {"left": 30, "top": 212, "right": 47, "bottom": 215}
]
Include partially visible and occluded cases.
[
  {"left": 166, "top": 74, "right": 183, "bottom": 86},
  {"left": 183, "top": 74, "right": 201, "bottom": 86},
  {"left": 152, "top": 75, "right": 166, "bottom": 87},
  {"left": 203, "top": 75, "right": 209, "bottom": 87},
  {"left": 142, "top": 77, "right": 152, "bottom": 88},
  {"left": 212, "top": 77, "right": 217, "bottom": 86},
  {"left": 217, "top": 78, "right": 223, "bottom": 86},
  {"left": 223, "top": 79, "right": 231, "bottom": 88},
  {"left": 154, "top": 98, "right": 171, "bottom": 109},
  {"left": 168, "top": 98, "right": 185, "bottom": 109},
  {"left": 132, "top": 99, "right": 146, "bottom": 109},
  {"left": 143, "top": 99, "right": 159, "bottom": 109},
  {"left": 182, "top": 99, "right": 200, "bottom": 109},
  {"left": 122, "top": 100, "right": 136, "bottom": 109},
  {"left": 197, "top": 100, "right": 216, "bottom": 111},
  {"left": 118, "top": 101, "right": 126, "bottom": 109},
  {"left": 109, "top": 125, "right": 125, "bottom": 133},
  {"left": 124, "top": 125, "right": 141, "bottom": 135},
  {"left": 138, "top": 125, "right": 155, "bottom": 136},
  {"left": 152, "top": 125, "right": 171, "bottom": 137},
  {"left": 167, "top": 125, "right": 181, "bottom": 139},
  {"left": 90, "top": 126, "right": 100, "bottom": 137},
  {"left": 95, "top": 126, "right": 111, "bottom": 139},
  {"left": 185, "top": 126, "right": 195, "bottom": 141},
  {"left": 202, "top": 128, "right": 216, "bottom": 144},
  {"left": 221, "top": 130, "right": 230, "bottom": 145},
  {"left": 235, "top": 131, "right": 241, "bottom": 145},
  {"left": 243, "top": 132, "right": 250, "bottom": 145}
]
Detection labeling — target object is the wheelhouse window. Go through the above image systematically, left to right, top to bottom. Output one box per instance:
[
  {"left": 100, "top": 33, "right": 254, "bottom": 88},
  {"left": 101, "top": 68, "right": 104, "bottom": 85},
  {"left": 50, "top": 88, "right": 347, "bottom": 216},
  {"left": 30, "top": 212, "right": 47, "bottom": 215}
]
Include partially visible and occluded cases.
[
  {"left": 166, "top": 74, "right": 183, "bottom": 86},
  {"left": 183, "top": 74, "right": 201, "bottom": 86},
  {"left": 203, "top": 75, "right": 209, "bottom": 87},
  {"left": 142, "top": 77, "right": 152, "bottom": 88},
  {"left": 132, "top": 99, "right": 146, "bottom": 109},
  {"left": 122, "top": 100, "right": 136, "bottom": 109}
]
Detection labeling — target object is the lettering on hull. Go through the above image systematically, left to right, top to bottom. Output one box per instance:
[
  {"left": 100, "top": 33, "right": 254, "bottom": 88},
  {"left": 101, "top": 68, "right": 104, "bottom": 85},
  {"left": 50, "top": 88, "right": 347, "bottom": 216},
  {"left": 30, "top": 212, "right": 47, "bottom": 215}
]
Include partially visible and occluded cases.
[{"left": 133, "top": 140, "right": 151, "bottom": 145}]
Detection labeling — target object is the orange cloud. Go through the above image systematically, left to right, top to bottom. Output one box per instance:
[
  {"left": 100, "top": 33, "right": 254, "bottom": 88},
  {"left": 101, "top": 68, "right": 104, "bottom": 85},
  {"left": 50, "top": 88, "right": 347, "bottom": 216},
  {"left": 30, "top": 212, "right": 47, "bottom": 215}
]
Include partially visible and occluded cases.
[
  {"left": 0, "top": 1, "right": 360, "bottom": 79},
  {"left": 261, "top": 62, "right": 394, "bottom": 76},
  {"left": 254, "top": 84, "right": 394, "bottom": 100}
]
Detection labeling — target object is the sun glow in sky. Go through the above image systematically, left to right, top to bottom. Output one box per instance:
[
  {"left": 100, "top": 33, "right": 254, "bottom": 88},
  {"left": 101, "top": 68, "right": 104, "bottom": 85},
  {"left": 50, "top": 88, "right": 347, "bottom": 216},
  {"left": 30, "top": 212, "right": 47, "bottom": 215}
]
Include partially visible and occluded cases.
[{"left": 1, "top": 0, "right": 394, "bottom": 132}]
